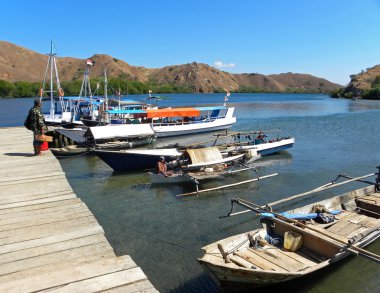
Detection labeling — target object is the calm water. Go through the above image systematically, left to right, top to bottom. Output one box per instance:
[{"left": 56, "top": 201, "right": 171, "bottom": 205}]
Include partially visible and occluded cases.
[{"left": 1, "top": 93, "right": 380, "bottom": 292}]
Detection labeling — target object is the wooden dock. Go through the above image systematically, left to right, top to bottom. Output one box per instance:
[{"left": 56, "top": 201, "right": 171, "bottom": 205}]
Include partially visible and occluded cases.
[{"left": 0, "top": 127, "right": 158, "bottom": 292}]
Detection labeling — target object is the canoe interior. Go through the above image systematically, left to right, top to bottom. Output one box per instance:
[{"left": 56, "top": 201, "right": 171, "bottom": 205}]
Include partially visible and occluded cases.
[{"left": 199, "top": 185, "right": 380, "bottom": 289}]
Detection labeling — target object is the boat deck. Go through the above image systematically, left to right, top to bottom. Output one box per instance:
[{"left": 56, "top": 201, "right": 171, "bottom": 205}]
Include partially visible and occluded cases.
[
  {"left": 0, "top": 127, "right": 158, "bottom": 292},
  {"left": 227, "top": 197, "right": 380, "bottom": 273},
  {"left": 233, "top": 246, "right": 318, "bottom": 272}
]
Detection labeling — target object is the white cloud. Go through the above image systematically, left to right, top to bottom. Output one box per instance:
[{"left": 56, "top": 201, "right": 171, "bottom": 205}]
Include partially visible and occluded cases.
[{"left": 214, "top": 60, "right": 236, "bottom": 68}]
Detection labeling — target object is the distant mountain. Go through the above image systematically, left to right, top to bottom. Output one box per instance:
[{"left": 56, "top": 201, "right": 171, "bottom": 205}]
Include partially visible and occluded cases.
[{"left": 0, "top": 41, "right": 342, "bottom": 93}]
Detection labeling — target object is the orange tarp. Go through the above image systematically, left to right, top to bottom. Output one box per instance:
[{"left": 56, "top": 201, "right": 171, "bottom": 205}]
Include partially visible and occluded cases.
[{"left": 146, "top": 108, "right": 201, "bottom": 118}]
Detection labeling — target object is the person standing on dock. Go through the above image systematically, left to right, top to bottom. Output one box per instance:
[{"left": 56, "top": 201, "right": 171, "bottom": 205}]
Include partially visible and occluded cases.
[{"left": 27, "top": 99, "right": 47, "bottom": 155}]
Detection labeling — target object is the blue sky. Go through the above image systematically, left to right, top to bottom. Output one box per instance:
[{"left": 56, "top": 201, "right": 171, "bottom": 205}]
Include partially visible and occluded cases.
[{"left": 1, "top": 0, "right": 380, "bottom": 85}]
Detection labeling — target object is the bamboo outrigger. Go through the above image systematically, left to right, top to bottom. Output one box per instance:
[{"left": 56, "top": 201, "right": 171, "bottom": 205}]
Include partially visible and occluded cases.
[
  {"left": 149, "top": 146, "right": 277, "bottom": 196},
  {"left": 198, "top": 167, "right": 380, "bottom": 290}
]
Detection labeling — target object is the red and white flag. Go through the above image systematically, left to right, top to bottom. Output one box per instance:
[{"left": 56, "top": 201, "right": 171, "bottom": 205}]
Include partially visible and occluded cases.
[{"left": 86, "top": 59, "right": 95, "bottom": 66}]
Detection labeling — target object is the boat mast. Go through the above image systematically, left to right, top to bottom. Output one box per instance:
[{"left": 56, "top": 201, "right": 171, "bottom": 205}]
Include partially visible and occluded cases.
[
  {"left": 41, "top": 41, "right": 63, "bottom": 118},
  {"left": 79, "top": 63, "right": 93, "bottom": 116},
  {"left": 103, "top": 68, "right": 109, "bottom": 123}
]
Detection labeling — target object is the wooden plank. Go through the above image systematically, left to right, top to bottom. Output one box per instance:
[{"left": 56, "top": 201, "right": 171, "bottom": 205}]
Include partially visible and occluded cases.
[
  {"left": 0, "top": 163, "right": 62, "bottom": 174},
  {"left": 0, "top": 171, "right": 66, "bottom": 184},
  {"left": 0, "top": 173, "right": 67, "bottom": 185},
  {"left": 0, "top": 177, "right": 72, "bottom": 196},
  {"left": 0, "top": 190, "right": 75, "bottom": 205},
  {"left": 0, "top": 194, "right": 77, "bottom": 210},
  {"left": 0, "top": 198, "right": 81, "bottom": 216},
  {"left": 0, "top": 198, "right": 83, "bottom": 219},
  {"left": 0, "top": 201, "right": 86, "bottom": 224},
  {"left": 0, "top": 209, "right": 94, "bottom": 232},
  {"left": 0, "top": 216, "right": 98, "bottom": 245},
  {"left": 360, "top": 217, "right": 380, "bottom": 228},
  {"left": 336, "top": 223, "right": 362, "bottom": 237},
  {"left": 0, "top": 225, "right": 104, "bottom": 255},
  {"left": 346, "top": 226, "right": 369, "bottom": 239},
  {"left": 0, "top": 234, "right": 107, "bottom": 264},
  {"left": 0, "top": 242, "right": 115, "bottom": 276},
  {"left": 247, "top": 247, "right": 300, "bottom": 272},
  {"left": 298, "top": 247, "right": 326, "bottom": 263},
  {"left": 260, "top": 248, "right": 310, "bottom": 271},
  {"left": 281, "top": 249, "right": 318, "bottom": 267},
  {"left": 234, "top": 250, "right": 284, "bottom": 271},
  {"left": 229, "top": 254, "right": 256, "bottom": 268},
  {"left": 0, "top": 256, "right": 138, "bottom": 292},
  {"left": 40, "top": 267, "right": 148, "bottom": 293},
  {"left": 103, "top": 279, "right": 158, "bottom": 293}
]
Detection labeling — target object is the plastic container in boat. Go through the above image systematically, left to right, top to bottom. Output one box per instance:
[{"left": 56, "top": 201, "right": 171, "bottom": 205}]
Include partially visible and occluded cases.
[{"left": 284, "top": 231, "right": 303, "bottom": 251}]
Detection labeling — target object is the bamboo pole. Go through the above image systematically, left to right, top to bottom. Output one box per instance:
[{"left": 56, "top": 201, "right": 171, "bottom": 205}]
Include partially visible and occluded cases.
[
  {"left": 176, "top": 173, "right": 278, "bottom": 197},
  {"left": 266, "top": 173, "right": 376, "bottom": 208},
  {"left": 234, "top": 198, "right": 380, "bottom": 264}
]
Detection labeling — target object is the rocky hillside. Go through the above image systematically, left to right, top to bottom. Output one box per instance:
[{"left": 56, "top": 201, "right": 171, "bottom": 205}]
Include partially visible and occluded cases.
[
  {"left": 0, "top": 41, "right": 342, "bottom": 93},
  {"left": 344, "top": 65, "right": 380, "bottom": 97}
]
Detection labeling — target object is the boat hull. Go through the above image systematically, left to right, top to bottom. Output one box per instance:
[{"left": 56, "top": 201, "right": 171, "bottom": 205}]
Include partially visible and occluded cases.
[
  {"left": 224, "top": 138, "right": 295, "bottom": 156},
  {"left": 95, "top": 148, "right": 182, "bottom": 172}
]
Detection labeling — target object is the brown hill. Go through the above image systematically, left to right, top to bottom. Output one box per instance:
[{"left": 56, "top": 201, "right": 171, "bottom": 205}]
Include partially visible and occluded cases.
[
  {"left": 0, "top": 41, "right": 342, "bottom": 93},
  {"left": 345, "top": 65, "right": 380, "bottom": 96},
  {"left": 269, "top": 73, "right": 340, "bottom": 92}
]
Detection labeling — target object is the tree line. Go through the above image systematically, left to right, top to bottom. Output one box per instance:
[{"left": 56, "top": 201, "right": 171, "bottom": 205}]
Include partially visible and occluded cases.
[
  {"left": 330, "top": 75, "right": 380, "bottom": 100},
  {"left": 0, "top": 78, "right": 195, "bottom": 98},
  {"left": 1, "top": 78, "right": 336, "bottom": 98}
]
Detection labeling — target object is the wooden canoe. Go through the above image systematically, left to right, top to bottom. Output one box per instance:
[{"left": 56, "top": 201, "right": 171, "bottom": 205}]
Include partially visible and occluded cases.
[{"left": 198, "top": 185, "right": 380, "bottom": 290}]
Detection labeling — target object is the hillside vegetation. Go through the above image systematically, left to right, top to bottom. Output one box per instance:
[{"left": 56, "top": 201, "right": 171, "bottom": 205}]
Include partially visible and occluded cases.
[
  {"left": 0, "top": 41, "right": 342, "bottom": 97},
  {"left": 331, "top": 65, "right": 380, "bottom": 100}
]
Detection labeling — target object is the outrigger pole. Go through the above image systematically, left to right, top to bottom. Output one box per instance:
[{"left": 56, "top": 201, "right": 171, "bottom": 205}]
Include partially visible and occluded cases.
[
  {"left": 222, "top": 172, "right": 378, "bottom": 218},
  {"left": 176, "top": 173, "right": 278, "bottom": 197},
  {"left": 225, "top": 198, "right": 380, "bottom": 264}
]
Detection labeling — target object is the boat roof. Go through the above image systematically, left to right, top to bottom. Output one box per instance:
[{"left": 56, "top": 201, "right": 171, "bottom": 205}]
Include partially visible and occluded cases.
[
  {"left": 111, "top": 98, "right": 146, "bottom": 105},
  {"left": 196, "top": 106, "right": 227, "bottom": 111},
  {"left": 146, "top": 108, "right": 201, "bottom": 118},
  {"left": 106, "top": 109, "right": 147, "bottom": 114},
  {"left": 86, "top": 124, "right": 154, "bottom": 139},
  {"left": 185, "top": 147, "right": 223, "bottom": 165}
]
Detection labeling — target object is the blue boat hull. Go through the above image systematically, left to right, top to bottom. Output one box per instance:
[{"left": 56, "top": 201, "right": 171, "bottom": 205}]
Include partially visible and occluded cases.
[{"left": 95, "top": 150, "right": 179, "bottom": 172}]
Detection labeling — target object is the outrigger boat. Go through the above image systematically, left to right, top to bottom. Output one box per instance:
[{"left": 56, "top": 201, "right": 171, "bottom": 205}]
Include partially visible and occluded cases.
[
  {"left": 209, "top": 130, "right": 295, "bottom": 157},
  {"left": 149, "top": 147, "right": 277, "bottom": 196},
  {"left": 95, "top": 148, "right": 182, "bottom": 172},
  {"left": 199, "top": 168, "right": 380, "bottom": 289}
]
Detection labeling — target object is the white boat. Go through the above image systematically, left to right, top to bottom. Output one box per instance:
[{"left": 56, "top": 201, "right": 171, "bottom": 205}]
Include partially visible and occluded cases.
[
  {"left": 39, "top": 42, "right": 78, "bottom": 126},
  {"left": 104, "top": 92, "right": 236, "bottom": 138},
  {"left": 151, "top": 106, "right": 236, "bottom": 137},
  {"left": 56, "top": 124, "right": 155, "bottom": 149},
  {"left": 215, "top": 131, "right": 295, "bottom": 156},
  {"left": 199, "top": 172, "right": 380, "bottom": 290}
]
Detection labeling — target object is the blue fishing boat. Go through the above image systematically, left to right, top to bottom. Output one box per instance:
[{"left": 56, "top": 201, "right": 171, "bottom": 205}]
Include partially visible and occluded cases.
[{"left": 95, "top": 148, "right": 182, "bottom": 172}]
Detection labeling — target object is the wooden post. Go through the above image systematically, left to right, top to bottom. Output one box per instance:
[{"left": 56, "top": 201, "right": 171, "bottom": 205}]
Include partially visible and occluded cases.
[{"left": 217, "top": 243, "right": 231, "bottom": 263}]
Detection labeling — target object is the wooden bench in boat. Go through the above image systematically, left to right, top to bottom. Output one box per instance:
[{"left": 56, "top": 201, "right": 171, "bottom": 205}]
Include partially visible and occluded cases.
[{"left": 233, "top": 243, "right": 319, "bottom": 272}]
